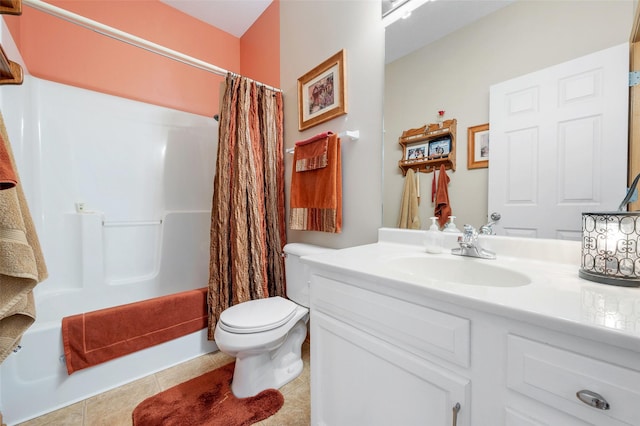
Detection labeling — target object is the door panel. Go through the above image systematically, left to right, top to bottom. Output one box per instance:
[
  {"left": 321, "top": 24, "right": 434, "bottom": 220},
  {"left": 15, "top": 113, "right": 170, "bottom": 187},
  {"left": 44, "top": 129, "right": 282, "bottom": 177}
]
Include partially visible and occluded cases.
[{"left": 489, "top": 43, "right": 629, "bottom": 240}]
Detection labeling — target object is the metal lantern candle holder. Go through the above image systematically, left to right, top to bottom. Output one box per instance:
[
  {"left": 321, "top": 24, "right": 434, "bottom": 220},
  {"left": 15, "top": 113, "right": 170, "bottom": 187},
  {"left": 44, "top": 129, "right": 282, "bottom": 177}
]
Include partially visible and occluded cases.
[
  {"left": 580, "top": 174, "right": 640, "bottom": 287},
  {"left": 579, "top": 212, "right": 640, "bottom": 287}
]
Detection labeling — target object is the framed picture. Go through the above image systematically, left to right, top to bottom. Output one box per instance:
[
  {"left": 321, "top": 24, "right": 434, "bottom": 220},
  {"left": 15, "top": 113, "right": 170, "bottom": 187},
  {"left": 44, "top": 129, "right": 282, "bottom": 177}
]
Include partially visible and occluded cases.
[
  {"left": 297, "top": 50, "right": 347, "bottom": 131},
  {"left": 467, "top": 123, "right": 489, "bottom": 169},
  {"left": 428, "top": 137, "right": 451, "bottom": 158},
  {"left": 405, "top": 142, "right": 428, "bottom": 160}
]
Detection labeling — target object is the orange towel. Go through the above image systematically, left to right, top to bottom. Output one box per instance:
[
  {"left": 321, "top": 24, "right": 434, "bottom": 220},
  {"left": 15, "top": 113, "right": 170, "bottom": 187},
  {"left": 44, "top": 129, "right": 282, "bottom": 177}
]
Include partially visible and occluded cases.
[
  {"left": 294, "top": 131, "right": 329, "bottom": 171},
  {"left": 290, "top": 132, "right": 342, "bottom": 233},
  {"left": 0, "top": 134, "right": 16, "bottom": 190},
  {"left": 435, "top": 164, "right": 451, "bottom": 228},
  {"left": 62, "top": 288, "right": 208, "bottom": 374}
]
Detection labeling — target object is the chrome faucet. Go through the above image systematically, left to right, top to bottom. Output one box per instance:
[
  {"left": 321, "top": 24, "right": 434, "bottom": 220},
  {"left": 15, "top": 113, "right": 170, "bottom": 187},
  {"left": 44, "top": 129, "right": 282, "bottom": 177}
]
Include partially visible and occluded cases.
[
  {"left": 479, "top": 212, "right": 501, "bottom": 235},
  {"left": 452, "top": 224, "right": 496, "bottom": 260}
]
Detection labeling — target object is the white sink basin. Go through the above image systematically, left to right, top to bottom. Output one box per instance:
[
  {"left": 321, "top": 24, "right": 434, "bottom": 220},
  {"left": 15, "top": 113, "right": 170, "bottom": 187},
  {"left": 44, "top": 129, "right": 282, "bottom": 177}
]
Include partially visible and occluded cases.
[{"left": 383, "top": 255, "right": 531, "bottom": 287}]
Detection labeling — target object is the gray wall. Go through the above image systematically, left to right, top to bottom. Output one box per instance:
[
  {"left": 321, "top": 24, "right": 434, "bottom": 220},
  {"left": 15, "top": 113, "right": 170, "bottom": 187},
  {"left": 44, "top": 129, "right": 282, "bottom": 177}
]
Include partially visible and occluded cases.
[
  {"left": 384, "top": 0, "right": 635, "bottom": 230},
  {"left": 281, "top": 1, "right": 385, "bottom": 248}
]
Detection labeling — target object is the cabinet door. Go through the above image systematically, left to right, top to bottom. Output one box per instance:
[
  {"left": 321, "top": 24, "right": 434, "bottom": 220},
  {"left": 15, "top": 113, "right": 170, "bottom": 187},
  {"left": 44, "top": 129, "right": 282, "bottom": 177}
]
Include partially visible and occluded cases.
[{"left": 311, "top": 311, "right": 470, "bottom": 426}]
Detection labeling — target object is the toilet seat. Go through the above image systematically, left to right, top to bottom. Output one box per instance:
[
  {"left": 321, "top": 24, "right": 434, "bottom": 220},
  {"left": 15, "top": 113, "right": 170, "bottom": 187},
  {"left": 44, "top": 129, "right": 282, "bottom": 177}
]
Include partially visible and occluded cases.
[{"left": 218, "top": 296, "right": 297, "bottom": 334}]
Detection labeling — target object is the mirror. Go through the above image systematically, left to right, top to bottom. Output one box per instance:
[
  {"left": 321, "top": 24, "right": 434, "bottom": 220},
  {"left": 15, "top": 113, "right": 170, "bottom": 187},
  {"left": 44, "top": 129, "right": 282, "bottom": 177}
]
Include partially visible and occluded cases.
[{"left": 383, "top": 0, "right": 635, "bottom": 236}]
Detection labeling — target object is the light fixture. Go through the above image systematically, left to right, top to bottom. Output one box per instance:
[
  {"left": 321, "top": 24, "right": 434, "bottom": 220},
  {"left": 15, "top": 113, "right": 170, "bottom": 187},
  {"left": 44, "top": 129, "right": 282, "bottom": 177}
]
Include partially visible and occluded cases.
[
  {"left": 382, "top": 0, "right": 430, "bottom": 28},
  {"left": 579, "top": 174, "right": 640, "bottom": 287}
]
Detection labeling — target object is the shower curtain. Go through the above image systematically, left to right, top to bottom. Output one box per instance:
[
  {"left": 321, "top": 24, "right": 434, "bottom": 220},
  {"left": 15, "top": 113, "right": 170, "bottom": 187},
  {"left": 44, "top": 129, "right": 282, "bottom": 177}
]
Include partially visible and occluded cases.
[{"left": 207, "top": 74, "right": 286, "bottom": 338}]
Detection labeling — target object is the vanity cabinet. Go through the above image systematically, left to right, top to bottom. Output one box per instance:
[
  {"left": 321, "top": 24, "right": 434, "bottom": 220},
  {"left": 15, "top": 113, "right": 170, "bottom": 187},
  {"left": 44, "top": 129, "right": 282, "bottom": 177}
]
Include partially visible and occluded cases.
[
  {"left": 309, "top": 268, "right": 640, "bottom": 426},
  {"left": 311, "top": 274, "right": 470, "bottom": 426}
]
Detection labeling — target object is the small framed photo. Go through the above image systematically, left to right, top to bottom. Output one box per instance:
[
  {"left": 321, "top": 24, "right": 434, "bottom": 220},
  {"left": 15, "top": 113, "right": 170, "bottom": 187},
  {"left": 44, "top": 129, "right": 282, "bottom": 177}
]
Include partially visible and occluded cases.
[
  {"left": 297, "top": 50, "right": 347, "bottom": 131},
  {"left": 467, "top": 123, "right": 489, "bottom": 169},
  {"left": 428, "top": 137, "right": 451, "bottom": 158},
  {"left": 405, "top": 142, "right": 428, "bottom": 160}
]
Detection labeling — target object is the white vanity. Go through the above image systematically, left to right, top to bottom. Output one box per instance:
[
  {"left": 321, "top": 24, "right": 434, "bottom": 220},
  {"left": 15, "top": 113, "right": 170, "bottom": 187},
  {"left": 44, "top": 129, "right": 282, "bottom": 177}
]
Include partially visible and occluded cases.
[{"left": 304, "top": 228, "right": 640, "bottom": 426}]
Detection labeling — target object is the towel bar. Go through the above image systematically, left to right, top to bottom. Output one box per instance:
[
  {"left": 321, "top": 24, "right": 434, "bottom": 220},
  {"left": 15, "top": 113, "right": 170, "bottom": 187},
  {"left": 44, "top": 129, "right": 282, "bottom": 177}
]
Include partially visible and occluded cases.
[{"left": 286, "top": 130, "right": 359, "bottom": 154}]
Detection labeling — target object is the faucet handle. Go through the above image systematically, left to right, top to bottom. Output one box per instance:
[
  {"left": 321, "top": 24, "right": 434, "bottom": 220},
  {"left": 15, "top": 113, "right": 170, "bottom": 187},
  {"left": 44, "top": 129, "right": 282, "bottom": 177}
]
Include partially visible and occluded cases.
[
  {"left": 480, "top": 212, "right": 501, "bottom": 235},
  {"left": 461, "top": 224, "right": 478, "bottom": 245},
  {"left": 462, "top": 224, "right": 476, "bottom": 236}
]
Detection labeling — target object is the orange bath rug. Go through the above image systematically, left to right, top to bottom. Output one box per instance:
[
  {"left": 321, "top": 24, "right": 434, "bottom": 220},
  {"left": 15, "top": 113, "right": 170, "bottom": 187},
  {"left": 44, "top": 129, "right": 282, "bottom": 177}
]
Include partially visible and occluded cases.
[{"left": 132, "top": 362, "right": 284, "bottom": 426}]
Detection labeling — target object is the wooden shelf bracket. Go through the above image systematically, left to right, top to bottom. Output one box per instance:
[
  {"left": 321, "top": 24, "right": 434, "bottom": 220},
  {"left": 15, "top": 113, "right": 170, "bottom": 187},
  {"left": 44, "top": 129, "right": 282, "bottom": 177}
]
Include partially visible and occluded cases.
[{"left": 0, "top": 0, "right": 23, "bottom": 85}]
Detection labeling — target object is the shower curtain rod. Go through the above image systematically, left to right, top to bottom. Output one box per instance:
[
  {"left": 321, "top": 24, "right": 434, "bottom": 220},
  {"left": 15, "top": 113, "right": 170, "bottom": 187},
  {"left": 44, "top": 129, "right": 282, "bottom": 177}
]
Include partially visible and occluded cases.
[{"left": 21, "top": 0, "right": 282, "bottom": 93}]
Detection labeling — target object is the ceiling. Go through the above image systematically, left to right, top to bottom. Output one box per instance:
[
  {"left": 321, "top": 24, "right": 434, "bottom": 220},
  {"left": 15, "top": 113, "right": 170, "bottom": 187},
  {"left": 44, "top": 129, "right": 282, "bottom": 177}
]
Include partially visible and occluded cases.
[
  {"left": 159, "top": 0, "right": 273, "bottom": 38},
  {"left": 160, "top": 0, "right": 515, "bottom": 63},
  {"left": 384, "top": 0, "right": 515, "bottom": 63}
]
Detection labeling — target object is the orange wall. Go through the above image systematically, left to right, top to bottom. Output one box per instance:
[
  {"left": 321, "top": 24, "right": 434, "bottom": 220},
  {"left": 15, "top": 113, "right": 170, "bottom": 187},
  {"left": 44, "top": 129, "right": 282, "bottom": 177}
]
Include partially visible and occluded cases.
[
  {"left": 4, "top": 0, "right": 279, "bottom": 117},
  {"left": 241, "top": 0, "right": 279, "bottom": 88}
]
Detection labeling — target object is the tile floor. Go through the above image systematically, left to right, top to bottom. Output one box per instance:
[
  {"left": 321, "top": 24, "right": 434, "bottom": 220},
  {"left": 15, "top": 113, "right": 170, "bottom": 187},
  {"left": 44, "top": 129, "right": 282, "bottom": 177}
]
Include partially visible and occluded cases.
[{"left": 16, "top": 341, "right": 311, "bottom": 426}]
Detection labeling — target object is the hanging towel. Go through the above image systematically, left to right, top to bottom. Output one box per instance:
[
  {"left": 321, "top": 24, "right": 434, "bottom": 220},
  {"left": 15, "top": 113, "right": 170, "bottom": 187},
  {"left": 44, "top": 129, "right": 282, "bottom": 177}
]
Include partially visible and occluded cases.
[
  {"left": 0, "top": 112, "right": 48, "bottom": 365},
  {"left": 294, "top": 131, "right": 330, "bottom": 172},
  {"left": 290, "top": 132, "right": 342, "bottom": 233},
  {"left": 0, "top": 134, "right": 16, "bottom": 190},
  {"left": 434, "top": 164, "right": 451, "bottom": 228},
  {"left": 397, "top": 168, "right": 421, "bottom": 229},
  {"left": 431, "top": 169, "right": 436, "bottom": 203}
]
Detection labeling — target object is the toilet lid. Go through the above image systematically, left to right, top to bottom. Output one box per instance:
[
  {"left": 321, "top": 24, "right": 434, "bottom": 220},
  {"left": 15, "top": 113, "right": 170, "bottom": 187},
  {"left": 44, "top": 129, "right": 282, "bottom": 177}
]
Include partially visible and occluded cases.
[{"left": 218, "top": 296, "right": 297, "bottom": 334}]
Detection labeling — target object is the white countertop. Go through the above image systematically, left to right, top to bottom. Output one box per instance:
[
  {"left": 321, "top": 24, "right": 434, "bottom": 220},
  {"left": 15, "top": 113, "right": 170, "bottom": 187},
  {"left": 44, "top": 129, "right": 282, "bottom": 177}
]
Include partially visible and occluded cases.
[{"left": 302, "top": 228, "right": 640, "bottom": 352}]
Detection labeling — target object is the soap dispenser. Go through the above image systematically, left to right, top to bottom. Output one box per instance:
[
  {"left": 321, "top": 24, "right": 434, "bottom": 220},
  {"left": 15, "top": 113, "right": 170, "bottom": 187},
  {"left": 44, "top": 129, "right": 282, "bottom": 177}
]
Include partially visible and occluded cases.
[
  {"left": 443, "top": 215, "right": 461, "bottom": 233},
  {"left": 424, "top": 217, "right": 444, "bottom": 254}
]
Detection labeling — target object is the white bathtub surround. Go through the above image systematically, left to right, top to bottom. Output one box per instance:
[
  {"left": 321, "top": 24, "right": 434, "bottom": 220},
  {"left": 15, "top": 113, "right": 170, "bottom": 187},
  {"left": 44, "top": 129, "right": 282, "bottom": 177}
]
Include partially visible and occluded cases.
[
  {"left": 0, "top": 76, "right": 218, "bottom": 425},
  {"left": 305, "top": 228, "right": 640, "bottom": 425}
]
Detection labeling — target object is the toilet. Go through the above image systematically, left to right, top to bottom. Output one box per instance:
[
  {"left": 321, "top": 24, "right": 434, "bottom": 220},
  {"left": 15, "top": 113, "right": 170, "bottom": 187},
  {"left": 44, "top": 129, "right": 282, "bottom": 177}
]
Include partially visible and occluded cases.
[{"left": 214, "top": 243, "right": 333, "bottom": 398}]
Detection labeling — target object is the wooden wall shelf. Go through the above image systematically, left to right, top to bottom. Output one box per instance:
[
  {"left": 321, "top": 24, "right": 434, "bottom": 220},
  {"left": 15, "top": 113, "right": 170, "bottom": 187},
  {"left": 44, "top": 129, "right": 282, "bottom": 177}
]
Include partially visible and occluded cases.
[
  {"left": 0, "top": 0, "right": 23, "bottom": 85},
  {"left": 0, "top": 0, "right": 21, "bottom": 15},
  {"left": 0, "top": 45, "right": 22, "bottom": 85},
  {"left": 397, "top": 119, "right": 457, "bottom": 176}
]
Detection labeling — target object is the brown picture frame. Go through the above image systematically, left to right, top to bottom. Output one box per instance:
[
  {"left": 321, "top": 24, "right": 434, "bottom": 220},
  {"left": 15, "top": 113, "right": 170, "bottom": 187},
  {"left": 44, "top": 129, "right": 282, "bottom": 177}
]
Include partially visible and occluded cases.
[
  {"left": 297, "top": 49, "right": 347, "bottom": 131},
  {"left": 467, "top": 123, "right": 489, "bottom": 169}
]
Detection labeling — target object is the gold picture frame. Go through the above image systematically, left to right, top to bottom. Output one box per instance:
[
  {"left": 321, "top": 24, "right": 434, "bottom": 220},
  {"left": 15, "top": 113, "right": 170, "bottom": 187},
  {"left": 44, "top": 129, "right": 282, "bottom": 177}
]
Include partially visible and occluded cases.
[
  {"left": 297, "top": 49, "right": 347, "bottom": 131},
  {"left": 467, "top": 123, "right": 489, "bottom": 169}
]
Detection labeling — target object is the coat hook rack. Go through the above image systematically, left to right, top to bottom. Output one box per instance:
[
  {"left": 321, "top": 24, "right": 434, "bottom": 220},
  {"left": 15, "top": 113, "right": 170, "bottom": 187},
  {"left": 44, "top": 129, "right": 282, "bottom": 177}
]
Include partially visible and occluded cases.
[{"left": 286, "top": 130, "right": 359, "bottom": 154}]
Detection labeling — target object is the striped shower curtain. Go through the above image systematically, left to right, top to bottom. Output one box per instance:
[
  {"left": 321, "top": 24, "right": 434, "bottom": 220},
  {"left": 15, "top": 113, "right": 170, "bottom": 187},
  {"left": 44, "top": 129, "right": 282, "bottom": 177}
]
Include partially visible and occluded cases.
[{"left": 207, "top": 74, "right": 286, "bottom": 338}]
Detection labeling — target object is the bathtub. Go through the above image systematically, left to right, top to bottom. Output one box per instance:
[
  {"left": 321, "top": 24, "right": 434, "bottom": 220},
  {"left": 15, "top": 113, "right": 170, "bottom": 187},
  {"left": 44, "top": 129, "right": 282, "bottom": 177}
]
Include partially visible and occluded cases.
[{"left": 0, "top": 76, "right": 219, "bottom": 424}]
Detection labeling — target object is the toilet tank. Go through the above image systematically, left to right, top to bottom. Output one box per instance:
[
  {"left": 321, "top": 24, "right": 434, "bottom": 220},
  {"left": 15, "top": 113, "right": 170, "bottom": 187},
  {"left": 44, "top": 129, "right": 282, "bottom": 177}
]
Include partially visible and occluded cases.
[{"left": 283, "top": 243, "right": 335, "bottom": 307}]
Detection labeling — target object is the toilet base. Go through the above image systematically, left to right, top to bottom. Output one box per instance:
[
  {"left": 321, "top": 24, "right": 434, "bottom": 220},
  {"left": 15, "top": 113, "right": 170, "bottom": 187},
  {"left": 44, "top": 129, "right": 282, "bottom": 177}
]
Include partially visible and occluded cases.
[{"left": 231, "top": 319, "right": 307, "bottom": 398}]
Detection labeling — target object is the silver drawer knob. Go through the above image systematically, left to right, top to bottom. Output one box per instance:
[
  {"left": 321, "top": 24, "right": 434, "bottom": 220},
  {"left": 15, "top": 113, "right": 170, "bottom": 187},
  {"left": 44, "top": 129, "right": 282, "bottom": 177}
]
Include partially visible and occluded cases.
[{"left": 576, "top": 390, "right": 610, "bottom": 410}]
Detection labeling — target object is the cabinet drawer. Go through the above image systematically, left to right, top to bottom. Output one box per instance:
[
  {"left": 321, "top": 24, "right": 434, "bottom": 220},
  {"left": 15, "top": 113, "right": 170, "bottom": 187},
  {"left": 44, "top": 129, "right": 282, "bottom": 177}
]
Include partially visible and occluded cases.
[
  {"left": 311, "top": 274, "right": 470, "bottom": 367},
  {"left": 507, "top": 334, "right": 640, "bottom": 425}
]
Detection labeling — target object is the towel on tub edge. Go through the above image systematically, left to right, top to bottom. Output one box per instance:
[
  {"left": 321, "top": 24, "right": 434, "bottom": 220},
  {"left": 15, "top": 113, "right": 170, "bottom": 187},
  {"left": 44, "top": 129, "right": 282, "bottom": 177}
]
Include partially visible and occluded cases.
[{"left": 62, "top": 287, "right": 208, "bottom": 374}]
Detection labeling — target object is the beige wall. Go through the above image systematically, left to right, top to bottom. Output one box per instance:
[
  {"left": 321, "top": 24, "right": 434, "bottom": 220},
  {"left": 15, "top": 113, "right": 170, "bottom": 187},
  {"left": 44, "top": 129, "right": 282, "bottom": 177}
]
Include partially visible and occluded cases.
[
  {"left": 384, "top": 0, "right": 634, "bottom": 230},
  {"left": 280, "top": 1, "right": 385, "bottom": 248}
]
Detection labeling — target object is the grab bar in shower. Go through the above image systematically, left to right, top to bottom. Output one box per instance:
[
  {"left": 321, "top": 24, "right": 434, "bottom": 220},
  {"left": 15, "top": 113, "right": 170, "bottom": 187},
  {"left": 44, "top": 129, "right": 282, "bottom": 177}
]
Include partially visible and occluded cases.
[{"left": 102, "top": 220, "right": 162, "bottom": 227}]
